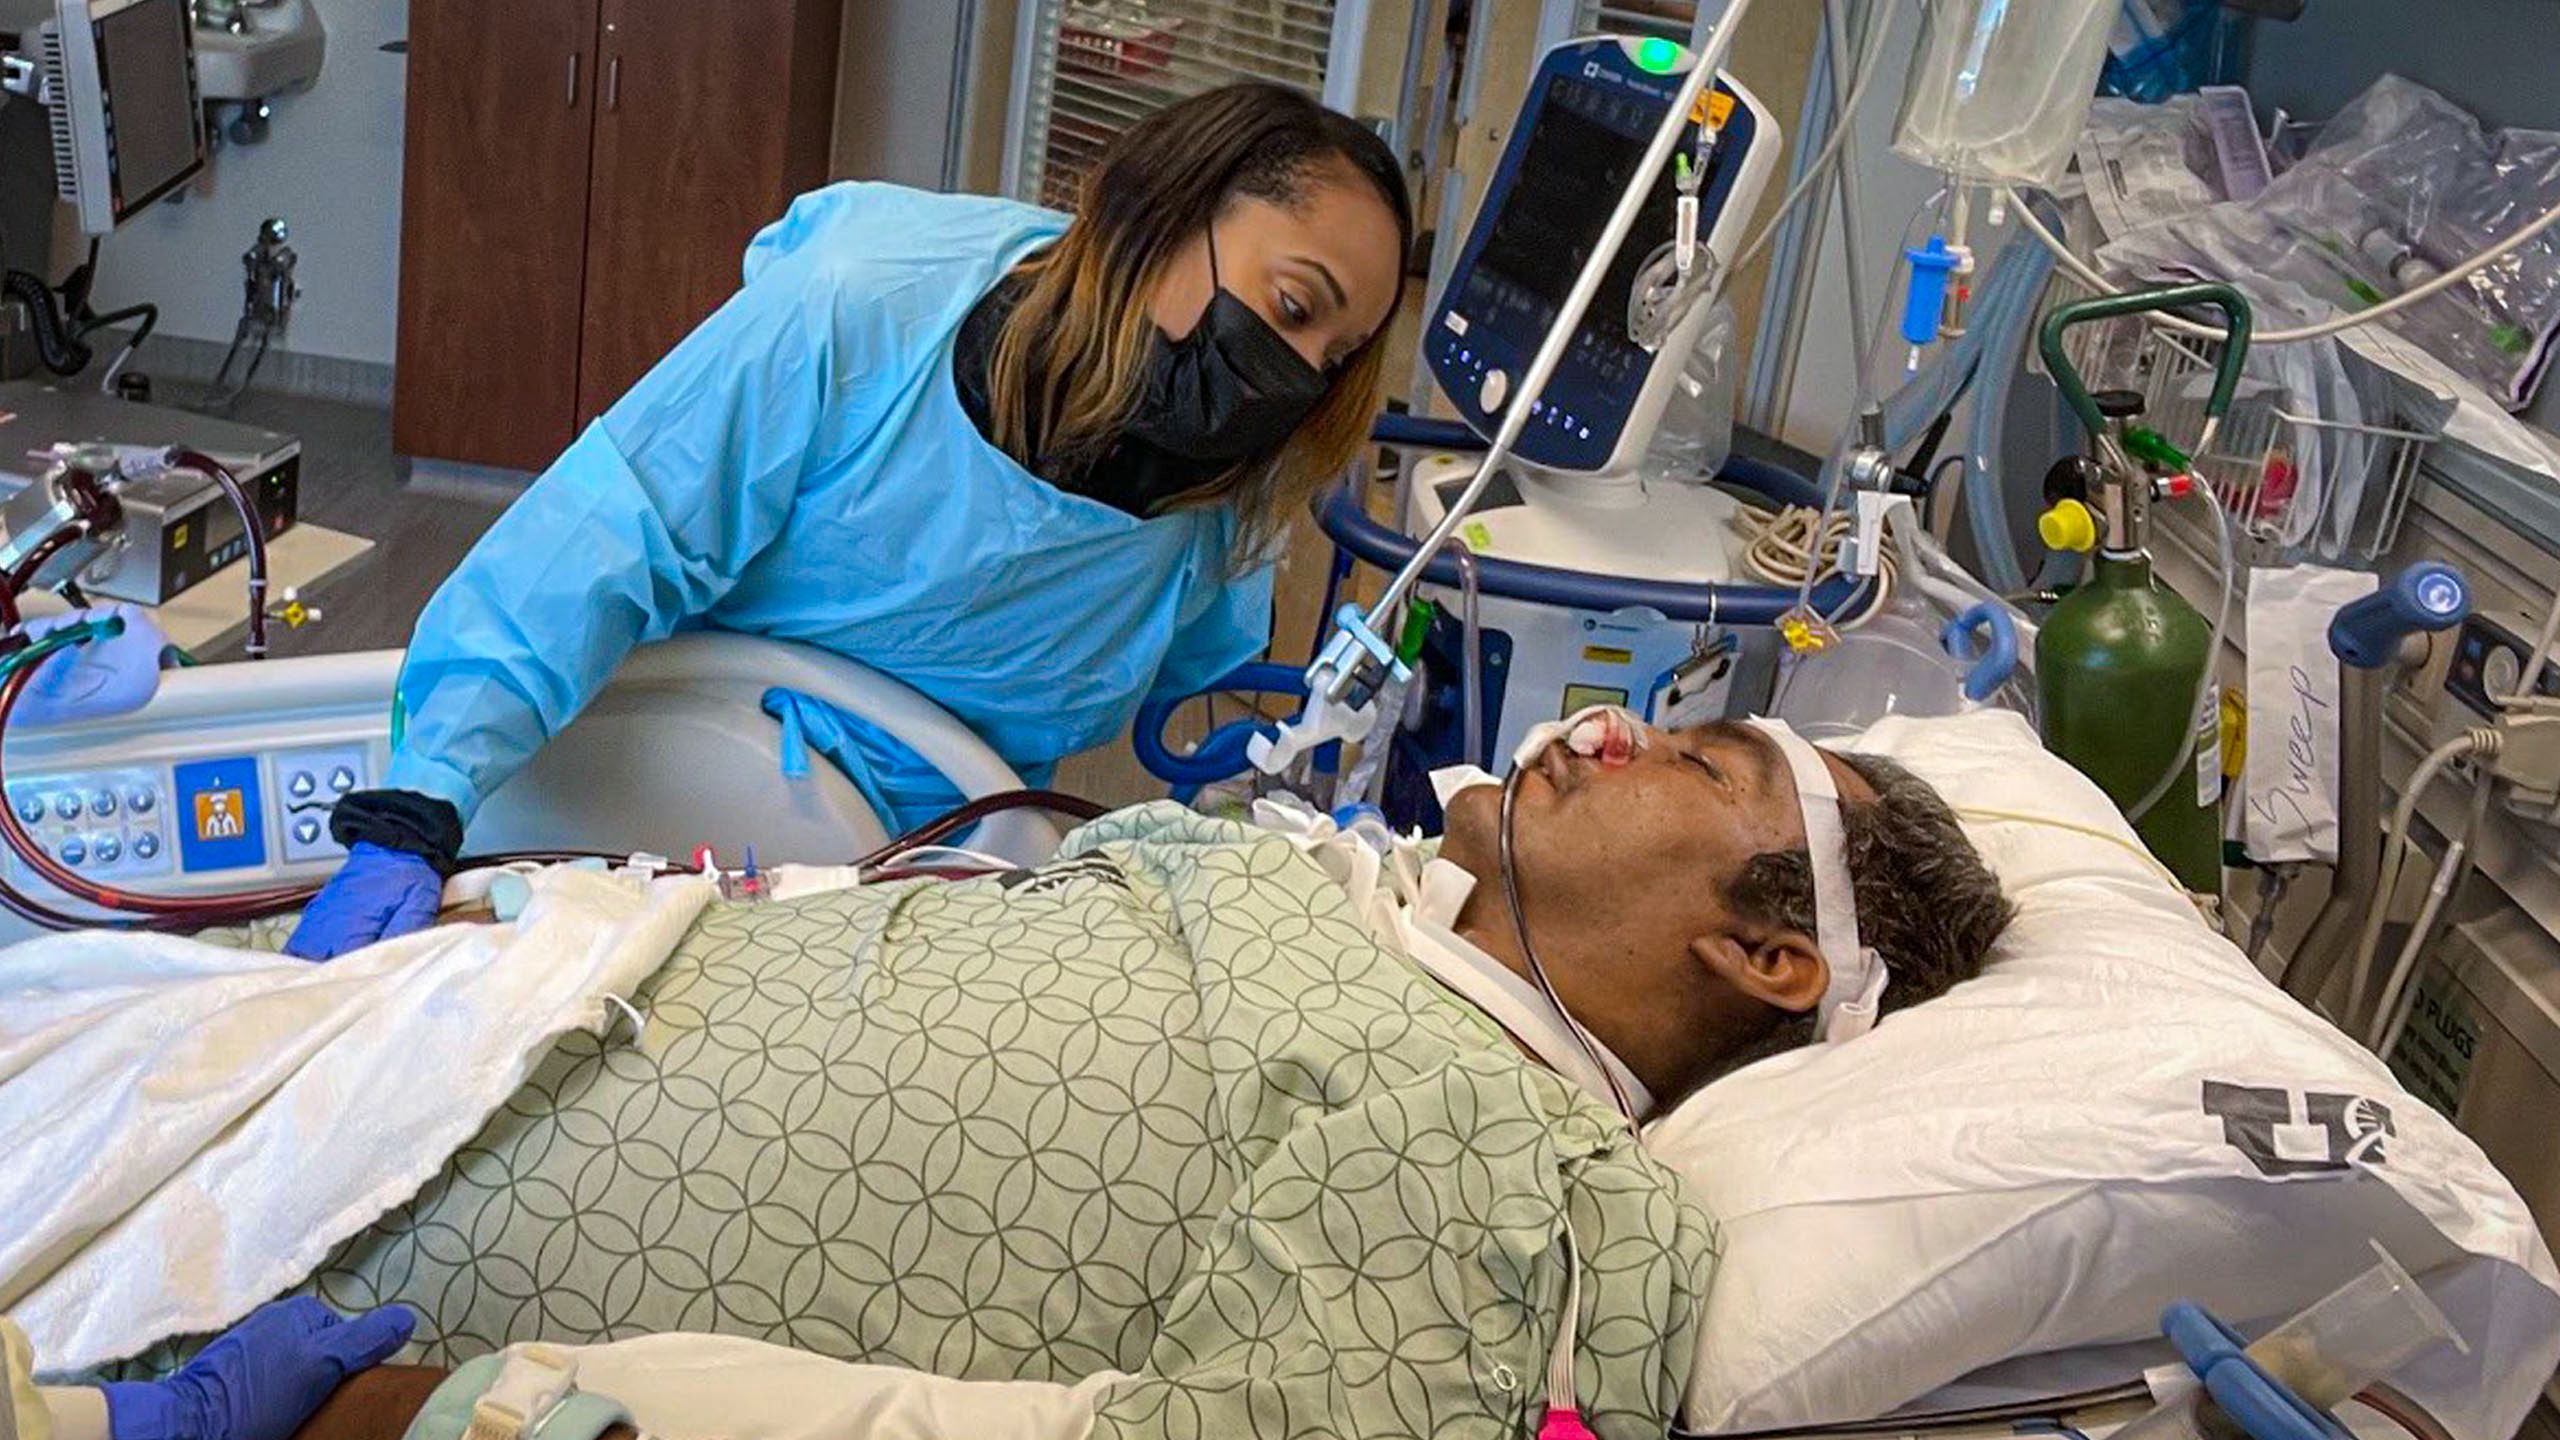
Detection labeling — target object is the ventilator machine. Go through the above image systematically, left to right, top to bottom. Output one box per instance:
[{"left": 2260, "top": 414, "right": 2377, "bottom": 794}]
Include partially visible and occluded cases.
[{"left": 1241, "top": 7, "right": 2038, "bottom": 827}]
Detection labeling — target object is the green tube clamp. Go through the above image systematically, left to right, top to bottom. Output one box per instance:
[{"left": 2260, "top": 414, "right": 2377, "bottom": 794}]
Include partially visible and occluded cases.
[
  {"left": 2039, "top": 282, "right": 2254, "bottom": 447},
  {"left": 2124, "top": 425, "right": 2193, "bottom": 474},
  {"left": 1396, "top": 601, "right": 1437, "bottom": 664}
]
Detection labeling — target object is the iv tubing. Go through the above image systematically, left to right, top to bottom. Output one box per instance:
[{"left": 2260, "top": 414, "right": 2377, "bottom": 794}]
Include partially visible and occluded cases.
[
  {"left": 1325, "top": 0, "right": 1762, "bottom": 699},
  {"left": 1725, "top": 0, "right": 1905, "bottom": 283},
  {"left": 1817, "top": 0, "right": 1875, "bottom": 370},
  {"left": 2006, "top": 186, "right": 2560, "bottom": 347},
  {"left": 1792, "top": 191, "right": 1943, "bottom": 628},
  {"left": 1960, "top": 227, "right": 2059, "bottom": 592},
  {"left": 2126, "top": 486, "right": 2234, "bottom": 825},
  {"left": 1451, "top": 538, "right": 1486, "bottom": 770},
  {"left": 2344, "top": 728, "right": 2497, "bottom": 1030},
  {"left": 2371, "top": 770, "right": 2493, "bottom": 1056}
]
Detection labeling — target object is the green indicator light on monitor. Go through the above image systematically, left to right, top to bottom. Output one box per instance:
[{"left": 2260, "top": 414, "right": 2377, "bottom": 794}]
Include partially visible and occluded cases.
[{"left": 1634, "top": 37, "right": 1679, "bottom": 73}]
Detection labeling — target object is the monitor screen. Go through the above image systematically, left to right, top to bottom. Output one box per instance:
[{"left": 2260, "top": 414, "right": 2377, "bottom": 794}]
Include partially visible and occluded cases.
[
  {"left": 90, "top": 0, "right": 199, "bottom": 219},
  {"left": 1469, "top": 74, "right": 1702, "bottom": 351}
]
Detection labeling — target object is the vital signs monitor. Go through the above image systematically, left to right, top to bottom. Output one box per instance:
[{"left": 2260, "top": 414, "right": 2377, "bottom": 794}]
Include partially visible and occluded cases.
[{"left": 1426, "top": 36, "right": 1777, "bottom": 476}]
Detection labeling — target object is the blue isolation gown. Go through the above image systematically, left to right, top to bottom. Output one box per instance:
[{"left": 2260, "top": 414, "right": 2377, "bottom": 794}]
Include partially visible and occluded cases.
[{"left": 386, "top": 183, "right": 1274, "bottom": 833}]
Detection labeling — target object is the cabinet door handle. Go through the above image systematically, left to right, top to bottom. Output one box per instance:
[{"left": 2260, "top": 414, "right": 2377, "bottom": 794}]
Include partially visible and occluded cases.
[
  {"left": 566, "top": 52, "right": 579, "bottom": 108},
  {"left": 605, "top": 54, "right": 620, "bottom": 112}
]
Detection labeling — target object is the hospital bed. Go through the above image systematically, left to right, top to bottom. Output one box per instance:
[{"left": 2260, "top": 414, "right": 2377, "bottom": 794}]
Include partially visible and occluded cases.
[
  {"left": 0, "top": 633, "right": 1064, "bottom": 942},
  {"left": 5, "top": 698, "right": 2551, "bottom": 1440}
]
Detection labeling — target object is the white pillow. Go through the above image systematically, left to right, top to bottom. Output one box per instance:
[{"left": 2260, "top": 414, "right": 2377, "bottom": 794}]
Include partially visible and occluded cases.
[{"left": 1650, "top": 710, "right": 2560, "bottom": 1440}]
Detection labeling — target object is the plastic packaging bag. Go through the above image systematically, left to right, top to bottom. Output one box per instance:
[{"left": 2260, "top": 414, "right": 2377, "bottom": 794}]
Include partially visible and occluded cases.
[
  {"left": 2099, "top": 75, "right": 2560, "bottom": 411},
  {"left": 2075, "top": 90, "right": 2271, "bottom": 241}
]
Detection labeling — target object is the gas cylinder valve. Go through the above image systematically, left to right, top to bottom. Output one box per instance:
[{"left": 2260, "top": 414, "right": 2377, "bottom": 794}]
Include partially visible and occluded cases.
[{"left": 2038, "top": 498, "right": 2100, "bottom": 554}]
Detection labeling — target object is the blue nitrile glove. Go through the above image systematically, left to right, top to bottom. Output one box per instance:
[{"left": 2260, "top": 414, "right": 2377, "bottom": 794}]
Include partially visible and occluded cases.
[
  {"left": 11, "top": 604, "right": 167, "bottom": 728},
  {"left": 283, "top": 843, "right": 446, "bottom": 961},
  {"left": 100, "top": 1297, "right": 416, "bottom": 1440}
]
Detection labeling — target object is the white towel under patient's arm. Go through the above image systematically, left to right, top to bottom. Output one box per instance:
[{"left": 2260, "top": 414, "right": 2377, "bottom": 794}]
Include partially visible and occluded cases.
[
  {"left": 5, "top": 1318, "right": 103, "bottom": 1440},
  {"left": 496, "top": 1335, "right": 1119, "bottom": 1440},
  {"left": 27, "top": 1391, "right": 100, "bottom": 1440}
]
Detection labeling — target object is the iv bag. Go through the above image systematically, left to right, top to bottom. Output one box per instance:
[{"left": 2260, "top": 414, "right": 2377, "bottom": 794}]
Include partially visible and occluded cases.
[{"left": 1891, "top": 0, "right": 2118, "bottom": 189}]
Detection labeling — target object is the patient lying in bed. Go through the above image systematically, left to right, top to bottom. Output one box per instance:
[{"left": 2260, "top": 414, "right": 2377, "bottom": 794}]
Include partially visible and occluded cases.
[{"left": 11, "top": 719, "right": 2010, "bottom": 1440}]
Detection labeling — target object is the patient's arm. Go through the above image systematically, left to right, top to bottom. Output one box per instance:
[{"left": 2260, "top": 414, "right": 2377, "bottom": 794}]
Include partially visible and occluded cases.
[
  {"left": 292, "top": 1340, "right": 1119, "bottom": 1440},
  {"left": 285, "top": 1369, "right": 455, "bottom": 1440},
  {"left": 286, "top": 1370, "right": 644, "bottom": 1440}
]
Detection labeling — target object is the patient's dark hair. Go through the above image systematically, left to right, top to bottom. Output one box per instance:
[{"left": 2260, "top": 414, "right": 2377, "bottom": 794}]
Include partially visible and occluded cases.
[{"left": 1716, "top": 751, "right": 2013, "bottom": 1074}]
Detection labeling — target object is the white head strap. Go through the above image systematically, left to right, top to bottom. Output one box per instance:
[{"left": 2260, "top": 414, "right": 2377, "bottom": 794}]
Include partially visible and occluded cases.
[{"left": 1744, "top": 717, "right": 1889, "bottom": 1043}]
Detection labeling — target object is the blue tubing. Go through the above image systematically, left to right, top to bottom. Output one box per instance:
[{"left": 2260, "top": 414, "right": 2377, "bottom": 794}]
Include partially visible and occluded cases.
[
  {"left": 1961, "top": 231, "right": 2057, "bottom": 592},
  {"left": 1942, "top": 601, "right": 2020, "bottom": 702},
  {"left": 1133, "top": 662, "right": 1337, "bottom": 796},
  {"left": 2160, "top": 1303, "right": 2349, "bottom": 1440}
]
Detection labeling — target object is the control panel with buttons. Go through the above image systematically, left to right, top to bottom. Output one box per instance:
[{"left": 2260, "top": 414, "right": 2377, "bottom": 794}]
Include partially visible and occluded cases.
[
  {"left": 2445, "top": 614, "right": 2560, "bottom": 718},
  {"left": 274, "top": 745, "right": 368, "bottom": 864},
  {"left": 1, "top": 749, "right": 374, "bottom": 888},
  {"left": 3, "top": 766, "right": 175, "bottom": 884}
]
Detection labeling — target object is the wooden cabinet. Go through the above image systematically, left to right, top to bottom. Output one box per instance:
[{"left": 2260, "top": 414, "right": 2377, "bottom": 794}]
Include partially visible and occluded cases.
[{"left": 393, "top": 0, "right": 839, "bottom": 473}]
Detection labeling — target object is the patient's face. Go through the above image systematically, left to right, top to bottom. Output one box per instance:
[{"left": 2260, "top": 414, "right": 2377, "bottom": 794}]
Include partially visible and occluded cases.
[{"left": 1439, "top": 720, "right": 1874, "bottom": 951}]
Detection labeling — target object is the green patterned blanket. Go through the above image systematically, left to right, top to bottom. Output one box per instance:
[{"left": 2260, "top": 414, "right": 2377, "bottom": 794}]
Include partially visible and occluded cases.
[{"left": 303, "top": 805, "right": 1718, "bottom": 1438}]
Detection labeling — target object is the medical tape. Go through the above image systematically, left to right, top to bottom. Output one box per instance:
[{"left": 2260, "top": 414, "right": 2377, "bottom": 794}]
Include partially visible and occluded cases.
[
  {"left": 1509, "top": 704, "right": 1645, "bottom": 772},
  {"left": 1744, "top": 718, "right": 1888, "bottom": 1043},
  {"left": 1538, "top": 1222, "right": 1588, "bottom": 1440},
  {"left": 464, "top": 1347, "right": 577, "bottom": 1440}
]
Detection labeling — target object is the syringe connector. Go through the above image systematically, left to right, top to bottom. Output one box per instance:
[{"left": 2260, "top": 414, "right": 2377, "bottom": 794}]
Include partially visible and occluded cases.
[{"left": 1939, "top": 243, "right": 1976, "bottom": 337}]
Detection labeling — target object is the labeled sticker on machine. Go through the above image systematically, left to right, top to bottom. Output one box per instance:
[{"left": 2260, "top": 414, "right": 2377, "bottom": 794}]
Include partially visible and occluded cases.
[
  {"left": 1650, "top": 642, "right": 1733, "bottom": 731},
  {"left": 2387, "top": 965, "right": 2481, "bottom": 1120}
]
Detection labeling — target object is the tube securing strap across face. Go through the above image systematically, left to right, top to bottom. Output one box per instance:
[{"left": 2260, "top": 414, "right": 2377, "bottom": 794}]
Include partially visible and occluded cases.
[{"left": 1744, "top": 717, "right": 1889, "bottom": 1043}]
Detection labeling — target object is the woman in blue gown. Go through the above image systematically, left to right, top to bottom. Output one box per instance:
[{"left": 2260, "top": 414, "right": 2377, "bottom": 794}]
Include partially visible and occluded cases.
[{"left": 287, "top": 83, "right": 1411, "bottom": 959}]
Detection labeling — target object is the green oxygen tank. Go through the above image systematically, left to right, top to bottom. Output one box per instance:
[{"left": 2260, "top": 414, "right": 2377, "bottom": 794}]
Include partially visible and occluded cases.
[
  {"left": 2034, "top": 281, "right": 2255, "bottom": 899},
  {"left": 2036, "top": 550, "right": 2221, "bottom": 893}
]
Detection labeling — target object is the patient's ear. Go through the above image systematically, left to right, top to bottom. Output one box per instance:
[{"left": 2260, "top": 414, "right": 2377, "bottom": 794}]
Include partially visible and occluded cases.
[{"left": 1692, "top": 929, "right": 1828, "bottom": 1015}]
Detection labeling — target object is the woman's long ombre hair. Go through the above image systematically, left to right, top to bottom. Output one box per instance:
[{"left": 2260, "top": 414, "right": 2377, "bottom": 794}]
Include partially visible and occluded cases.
[{"left": 984, "top": 83, "right": 1412, "bottom": 560}]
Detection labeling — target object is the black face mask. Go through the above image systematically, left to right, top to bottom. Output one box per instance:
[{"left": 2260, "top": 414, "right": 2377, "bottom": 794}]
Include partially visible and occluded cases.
[{"left": 1123, "top": 230, "right": 1328, "bottom": 466}]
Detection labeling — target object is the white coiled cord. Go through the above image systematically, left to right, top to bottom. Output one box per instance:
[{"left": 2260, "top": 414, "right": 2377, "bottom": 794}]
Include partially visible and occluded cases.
[{"left": 1732, "top": 502, "right": 1896, "bottom": 630}]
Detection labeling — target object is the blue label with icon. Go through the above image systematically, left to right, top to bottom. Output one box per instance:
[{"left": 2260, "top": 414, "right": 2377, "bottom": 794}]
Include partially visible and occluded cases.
[{"left": 174, "top": 755, "right": 266, "bottom": 873}]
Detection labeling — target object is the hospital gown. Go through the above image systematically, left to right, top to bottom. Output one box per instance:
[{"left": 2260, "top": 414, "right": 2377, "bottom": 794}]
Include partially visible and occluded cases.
[{"left": 294, "top": 806, "right": 1719, "bottom": 1438}]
